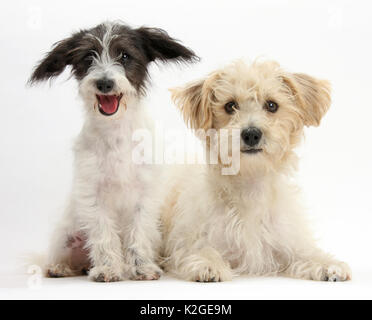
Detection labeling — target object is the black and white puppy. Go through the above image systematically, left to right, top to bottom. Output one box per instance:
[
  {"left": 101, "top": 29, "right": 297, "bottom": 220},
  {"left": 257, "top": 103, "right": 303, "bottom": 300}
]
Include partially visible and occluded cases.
[{"left": 29, "top": 21, "right": 197, "bottom": 282}]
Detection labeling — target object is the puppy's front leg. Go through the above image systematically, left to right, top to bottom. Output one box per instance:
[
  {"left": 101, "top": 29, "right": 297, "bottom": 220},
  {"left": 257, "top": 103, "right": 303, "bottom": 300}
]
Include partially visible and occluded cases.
[
  {"left": 271, "top": 192, "right": 351, "bottom": 281},
  {"left": 123, "top": 205, "right": 162, "bottom": 281},
  {"left": 84, "top": 209, "right": 126, "bottom": 282},
  {"left": 276, "top": 218, "right": 351, "bottom": 281},
  {"left": 166, "top": 246, "right": 233, "bottom": 282},
  {"left": 283, "top": 250, "right": 351, "bottom": 282}
]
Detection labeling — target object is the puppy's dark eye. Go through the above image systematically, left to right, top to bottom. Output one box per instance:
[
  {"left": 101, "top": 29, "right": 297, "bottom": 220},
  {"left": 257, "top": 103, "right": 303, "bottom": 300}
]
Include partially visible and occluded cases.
[
  {"left": 121, "top": 52, "right": 130, "bottom": 64},
  {"left": 83, "top": 53, "right": 94, "bottom": 66},
  {"left": 264, "top": 100, "right": 279, "bottom": 113},
  {"left": 224, "top": 101, "right": 239, "bottom": 114}
]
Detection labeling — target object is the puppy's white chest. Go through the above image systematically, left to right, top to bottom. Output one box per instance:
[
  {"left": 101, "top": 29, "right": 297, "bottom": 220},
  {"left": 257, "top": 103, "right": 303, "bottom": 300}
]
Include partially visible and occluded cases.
[
  {"left": 93, "top": 135, "right": 148, "bottom": 211},
  {"left": 210, "top": 193, "right": 274, "bottom": 272}
]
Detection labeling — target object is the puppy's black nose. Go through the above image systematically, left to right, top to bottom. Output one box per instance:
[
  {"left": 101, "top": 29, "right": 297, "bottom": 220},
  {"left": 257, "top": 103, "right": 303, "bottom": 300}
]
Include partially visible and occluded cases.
[
  {"left": 96, "top": 79, "right": 114, "bottom": 93},
  {"left": 241, "top": 127, "right": 262, "bottom": 147}
]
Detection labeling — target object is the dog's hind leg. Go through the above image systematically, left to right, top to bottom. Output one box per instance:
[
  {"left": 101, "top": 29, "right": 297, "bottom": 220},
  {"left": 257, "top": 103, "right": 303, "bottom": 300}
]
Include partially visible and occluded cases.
[{"left": 46, "top": 212, "right": 90, "bottom": 278}]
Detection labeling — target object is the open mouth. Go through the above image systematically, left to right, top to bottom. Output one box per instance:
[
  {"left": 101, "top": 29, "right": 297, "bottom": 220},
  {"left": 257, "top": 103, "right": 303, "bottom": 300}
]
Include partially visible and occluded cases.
[
  {"left": 96, "top": 93, "right": 123, "bottom": 116},
  {"left": 241, "top": 149, "right": 263, "bottom": 154}
]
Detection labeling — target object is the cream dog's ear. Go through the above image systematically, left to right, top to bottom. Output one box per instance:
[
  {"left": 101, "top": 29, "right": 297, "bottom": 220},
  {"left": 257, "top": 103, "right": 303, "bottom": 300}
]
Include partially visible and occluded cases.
[
  {"left": 283, "top": 73, "right": 331, "bottom": 127},
  {"left": 170, "top": 74, "right": 217, "bottom": 130}
]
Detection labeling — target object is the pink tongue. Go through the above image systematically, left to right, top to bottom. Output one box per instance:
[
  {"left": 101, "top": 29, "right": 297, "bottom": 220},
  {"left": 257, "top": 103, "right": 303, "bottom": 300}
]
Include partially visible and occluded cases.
[{"left": 98, "top": 95, "right": 118, "bottom": 114}]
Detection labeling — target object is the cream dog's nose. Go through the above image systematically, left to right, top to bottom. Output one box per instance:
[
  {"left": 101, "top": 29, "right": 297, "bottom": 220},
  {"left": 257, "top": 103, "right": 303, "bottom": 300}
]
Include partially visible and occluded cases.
[{"left": 241, "top": 127, "right": 262, "bottom": 147}]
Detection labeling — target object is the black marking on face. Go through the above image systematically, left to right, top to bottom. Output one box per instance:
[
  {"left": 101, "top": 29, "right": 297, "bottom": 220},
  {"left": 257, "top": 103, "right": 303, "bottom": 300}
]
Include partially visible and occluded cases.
[{"left": 29, "top": 22, "right": 198, "bottom": 96}]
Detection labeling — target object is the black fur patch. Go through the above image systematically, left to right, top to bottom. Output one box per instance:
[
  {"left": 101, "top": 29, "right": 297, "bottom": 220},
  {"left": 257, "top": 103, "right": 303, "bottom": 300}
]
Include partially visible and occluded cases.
[{"left": 29, "top": 22, "right": 198, "bottom": 94}]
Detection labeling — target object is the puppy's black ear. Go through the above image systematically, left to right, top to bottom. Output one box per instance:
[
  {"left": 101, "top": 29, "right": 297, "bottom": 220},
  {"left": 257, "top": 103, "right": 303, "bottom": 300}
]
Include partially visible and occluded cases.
[
  {"left": 136, "top": 27, "right": 198, "bottom": 63},
  {"left": 29, "top": 31, "right": 85, "bottom": 84}
]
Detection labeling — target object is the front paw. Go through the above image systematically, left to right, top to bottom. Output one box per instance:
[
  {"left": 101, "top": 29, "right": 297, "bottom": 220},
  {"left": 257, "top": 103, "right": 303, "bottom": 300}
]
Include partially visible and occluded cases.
[
  {"left": 323, "top": 262, "right": 351, "bottom": 282},
  {"left": 131, "top": 263, "right": 163, "bottom": 281},
  {"left": 193, "top": 265, "right": 233, "bottom": 282},
  {"left": 88, "top": 266, "right": 123, "bottom": 282}
]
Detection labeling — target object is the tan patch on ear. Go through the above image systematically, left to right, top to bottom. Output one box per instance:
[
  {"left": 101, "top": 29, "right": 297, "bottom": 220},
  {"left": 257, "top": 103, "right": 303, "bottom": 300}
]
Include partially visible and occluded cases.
[
  {"left": 171, "top": 73, "right": 219, "bottom": 130},
  {"left": 283, "top": 73, "right": 331, "bottom": 127}
]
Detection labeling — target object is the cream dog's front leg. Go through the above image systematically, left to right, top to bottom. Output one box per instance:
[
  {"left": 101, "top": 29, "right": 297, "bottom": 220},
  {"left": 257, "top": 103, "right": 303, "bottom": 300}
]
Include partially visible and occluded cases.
[
  {"left": 274, "top": 209, "right": 351, "bottom": 281},
  {"left": 165, "top": 243, "right": 233, "bottom": 282},
  {"left": 281, "top": 248, "right": 351, "bottom": 281}
]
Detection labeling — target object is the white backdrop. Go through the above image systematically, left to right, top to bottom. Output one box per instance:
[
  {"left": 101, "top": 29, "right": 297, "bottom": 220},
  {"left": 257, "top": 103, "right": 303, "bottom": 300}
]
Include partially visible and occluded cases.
[{"left": 0, "top": 0, "right": 372, "bottom": 299}]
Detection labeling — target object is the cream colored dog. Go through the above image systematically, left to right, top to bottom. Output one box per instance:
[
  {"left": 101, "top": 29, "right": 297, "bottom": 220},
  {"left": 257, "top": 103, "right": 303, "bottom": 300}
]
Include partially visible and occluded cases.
[{"left": 159, "top": 60, "right": 351, "bottom": 282}]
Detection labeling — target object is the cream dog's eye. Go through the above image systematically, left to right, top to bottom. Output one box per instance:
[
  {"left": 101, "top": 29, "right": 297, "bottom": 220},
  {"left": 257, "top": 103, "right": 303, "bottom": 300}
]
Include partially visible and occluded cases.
[
  {"left": 264, "top": 100, "right": 279, "bottom": 113},
  {"left": 224, "top": 101, "right": 239, "bottom": 114}
]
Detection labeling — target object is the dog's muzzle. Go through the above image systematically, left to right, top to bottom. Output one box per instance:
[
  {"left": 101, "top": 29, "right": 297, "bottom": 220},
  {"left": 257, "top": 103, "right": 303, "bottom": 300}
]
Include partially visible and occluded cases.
[
  {"left": 95, "top": 78, "right": 124, "bottom": 116},
  {"left": 96, "top": 93, "right": 123, "bottom": 116},
  {"left": 241, "top": 127, "right": 263, "bottom": 154}
]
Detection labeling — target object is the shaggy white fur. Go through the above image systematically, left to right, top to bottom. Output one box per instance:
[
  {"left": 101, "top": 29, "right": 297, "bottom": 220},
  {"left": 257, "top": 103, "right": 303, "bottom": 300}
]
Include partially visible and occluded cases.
[
  {"left": 29, "top": 21, "right": 196, "bottom": 282},
  {"left": 159, "top": 60, "right": 351, "bottom": 282},
  {"left": 46, "top": 97, "right": 163, "bottom": 282}
]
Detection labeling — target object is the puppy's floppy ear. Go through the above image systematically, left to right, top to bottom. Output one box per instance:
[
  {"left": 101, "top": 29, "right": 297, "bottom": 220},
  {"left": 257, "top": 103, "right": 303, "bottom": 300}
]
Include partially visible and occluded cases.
[
  {"left": 136, "top": 27, "right": 198, "bottom": 63},
  {"left": 29, "top": 31, "right": 84, "bottom": 84},
  {"left": 283, "top": 73, "right": 331, "bottom": 127},
  {"left": 171, "top": 74, "right": 217, "bottom": 130}
]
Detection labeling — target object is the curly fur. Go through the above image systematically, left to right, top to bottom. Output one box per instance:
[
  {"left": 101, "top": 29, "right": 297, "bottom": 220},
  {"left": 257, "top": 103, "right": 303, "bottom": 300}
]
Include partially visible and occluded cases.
[
  {"left": 29, "top": 21, "right": 197, "bottom": 282},
  {"left": 159, "top": 60, "right": 351, "bottom": 282}
]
